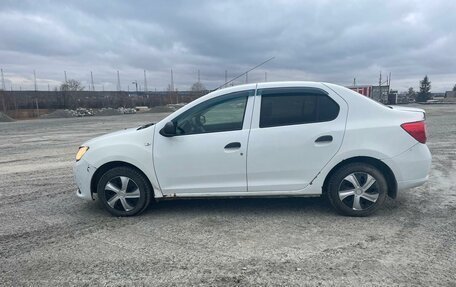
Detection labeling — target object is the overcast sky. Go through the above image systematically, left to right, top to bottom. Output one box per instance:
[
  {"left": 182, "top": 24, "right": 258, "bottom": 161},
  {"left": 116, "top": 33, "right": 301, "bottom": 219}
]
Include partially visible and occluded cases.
[{"left": 1, "top": 0, "right": 455, "bottom": 92}]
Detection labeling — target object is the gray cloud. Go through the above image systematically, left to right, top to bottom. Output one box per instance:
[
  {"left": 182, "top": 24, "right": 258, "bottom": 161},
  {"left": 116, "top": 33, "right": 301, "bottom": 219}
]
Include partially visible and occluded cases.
[{"left": 1, "top": 0, "right": 455, "bottom": 91}]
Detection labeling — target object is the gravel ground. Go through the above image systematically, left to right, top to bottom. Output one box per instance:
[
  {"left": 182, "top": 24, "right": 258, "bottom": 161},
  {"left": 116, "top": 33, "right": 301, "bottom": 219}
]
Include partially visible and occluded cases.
[{"left": 0, "top": 106, "right": 455, "bottom": 286}]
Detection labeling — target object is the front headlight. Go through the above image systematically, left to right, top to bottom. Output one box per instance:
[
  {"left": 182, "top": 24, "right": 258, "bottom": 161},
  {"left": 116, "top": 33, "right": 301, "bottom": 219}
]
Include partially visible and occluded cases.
[{"left": 76, "top": 146, "right": 89, "bottom": 161}]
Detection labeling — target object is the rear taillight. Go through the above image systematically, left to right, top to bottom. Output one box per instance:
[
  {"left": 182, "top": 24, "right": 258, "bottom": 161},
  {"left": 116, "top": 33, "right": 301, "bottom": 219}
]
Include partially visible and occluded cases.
[{"left": 401, "top": 121, "right": 427, "bottom": 144}]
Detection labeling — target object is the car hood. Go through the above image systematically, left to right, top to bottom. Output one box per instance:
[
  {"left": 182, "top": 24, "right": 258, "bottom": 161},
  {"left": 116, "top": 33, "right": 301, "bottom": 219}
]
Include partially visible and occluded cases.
[{"left": 83, "top": 127, "right": 153, "bottom": 148}]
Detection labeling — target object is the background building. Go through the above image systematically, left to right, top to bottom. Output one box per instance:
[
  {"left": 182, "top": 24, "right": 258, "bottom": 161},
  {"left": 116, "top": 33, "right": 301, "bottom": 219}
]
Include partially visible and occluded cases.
[
  {"left": 347, "top": 85, "right": 373, "bottom": 98},
  {"left": 371, "top": 85, "right": 390, "bottom": 103}
]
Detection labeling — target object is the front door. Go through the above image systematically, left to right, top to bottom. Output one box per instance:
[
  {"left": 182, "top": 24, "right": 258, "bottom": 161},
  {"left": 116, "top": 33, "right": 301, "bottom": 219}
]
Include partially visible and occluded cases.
[{"left": 153, "top": 90, "right": 255, "bottom": 195}]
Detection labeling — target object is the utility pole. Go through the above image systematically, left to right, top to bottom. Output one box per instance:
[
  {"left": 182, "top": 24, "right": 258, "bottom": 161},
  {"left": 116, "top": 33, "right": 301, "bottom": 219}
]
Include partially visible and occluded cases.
[
  {"left": 0, "top": 68, "right": 5, "bottom": 112},
  {"left": 1, "top": 68, "right": 5, "bottom": 90},
  {"left": 170, "top": 69, "right": 174, "bottom": 91},
  {"left": 33, "top": 70, "right": 37, "bottom": 91},
  {"left": 116, "top": 70, "right": 121, "bottom": 91},
  {"left": 143, "top": 70, "right": 148, "bottom": 92},
  {"left": 64, "top": 71, "right": 67, "bottom": 83},
  {"left": 90, "top": 71, "right": 95, "bottom": 91},
  {"left": 379, "top": 72, "right": 382, "bottom": 103},
  {"left": 388, "top": 72, "right": 392, "bottom": 92},
  {"left": 353, "top": 77, "right": 356, "bottom": 87},
  {"left": 132, "top": 81, "right": 138, "bottom": 93},
  {"left": 1, "top": 92, "right": 5, "bottom": 113},
  {"left": 35, "top": 98, "right": 40, "bottom": 117}
]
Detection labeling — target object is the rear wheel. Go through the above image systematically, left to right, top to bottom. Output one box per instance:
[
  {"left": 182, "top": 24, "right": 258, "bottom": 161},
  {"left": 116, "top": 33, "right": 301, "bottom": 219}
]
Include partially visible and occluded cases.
[
  {"left": 327, "top": 163, "right": 387, "bottom": 216},
  {"left": 97, "top": 166, "right": 152, "bottom": 216}
]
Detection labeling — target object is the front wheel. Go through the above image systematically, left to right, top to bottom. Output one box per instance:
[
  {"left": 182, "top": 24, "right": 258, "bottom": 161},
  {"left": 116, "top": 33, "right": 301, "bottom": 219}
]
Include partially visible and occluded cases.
[
  {"left": 326, "top": 163, "right": 388, "bottom": 216},
  {"left": 97, "top": 166, "right": 152, "bottom": 216}
]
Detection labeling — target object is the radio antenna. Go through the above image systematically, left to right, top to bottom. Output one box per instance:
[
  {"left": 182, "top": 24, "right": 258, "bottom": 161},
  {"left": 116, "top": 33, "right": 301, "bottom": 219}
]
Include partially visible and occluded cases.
[{"left": 215, "top": 56, "right": 275, "bottom": 90}]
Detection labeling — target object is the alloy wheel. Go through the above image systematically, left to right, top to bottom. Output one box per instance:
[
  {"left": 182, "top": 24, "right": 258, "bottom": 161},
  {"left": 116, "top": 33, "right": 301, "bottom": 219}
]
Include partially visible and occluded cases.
[
  {"left": 338, "top": 172, "right": 380, "bottom": 210},
  {"left": 104, "top": 176, "right": 141, "bottom": 212}
]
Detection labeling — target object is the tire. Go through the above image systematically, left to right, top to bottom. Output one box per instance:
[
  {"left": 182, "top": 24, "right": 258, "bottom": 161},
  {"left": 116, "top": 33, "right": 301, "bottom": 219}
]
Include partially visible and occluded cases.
[
  {"left": 326, "top": 163, "right": 388, "bottom": 217},
  {"left": 97, "top": 166, "right": 152, "bottom": 216}
]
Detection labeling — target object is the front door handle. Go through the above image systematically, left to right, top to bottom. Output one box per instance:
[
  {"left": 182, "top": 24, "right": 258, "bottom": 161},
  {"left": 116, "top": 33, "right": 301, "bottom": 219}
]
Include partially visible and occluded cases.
[
  {"left": 315, "top": 135, "right": 333, "bottom": 143},
  {"left": 224, "top": 142, "right": 241, "bottom": 149}
]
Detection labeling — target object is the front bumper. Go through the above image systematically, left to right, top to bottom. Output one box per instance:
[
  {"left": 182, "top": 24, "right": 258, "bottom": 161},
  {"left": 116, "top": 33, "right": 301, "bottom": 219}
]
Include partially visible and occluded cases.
[{"left": 73, "top": 158, "right": 97, "bottom": 200}]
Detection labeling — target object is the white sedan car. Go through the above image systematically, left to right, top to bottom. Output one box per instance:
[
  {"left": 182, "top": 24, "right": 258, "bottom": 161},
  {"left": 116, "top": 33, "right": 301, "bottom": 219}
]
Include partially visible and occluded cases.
[{"left": 74, "top": 81, "right": 431, "bottom": 217}]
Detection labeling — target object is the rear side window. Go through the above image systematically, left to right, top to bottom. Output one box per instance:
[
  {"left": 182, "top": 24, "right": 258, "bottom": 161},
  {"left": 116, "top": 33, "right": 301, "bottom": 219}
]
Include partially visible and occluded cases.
[{"left": 259, "top": 88, "right": 339, "bottom": 128}]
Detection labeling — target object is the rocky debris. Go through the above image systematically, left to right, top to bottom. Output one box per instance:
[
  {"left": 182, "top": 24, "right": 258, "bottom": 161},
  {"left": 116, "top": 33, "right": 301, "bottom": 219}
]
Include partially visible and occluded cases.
[
  {"left": 146, "top": 103, "right": 187, "bottom": 113},
  {"left": 167, "top": 103, "right": 187, "bottom": 111},
  {"left": 147, "top": 105, "right": 175, "bottom": 113},
  {"left": 135, "top": 106, "right": 150, "bottom": 112},
  {"left": 41, "top": 107, "right": 137, "bottom": 119},
  {"left": 118, "top": 107, "right": 137, "bottom": 114},
  {"left": 73, "top": 108, "right": 95, "bottom": 117},
  {"left": 92, "top": 108, "right": 121, "bottom": 116},
  {"left": 41, "top": 109, "right": 85, "bottom": 118},
  {"left": 0, "top": 112, "right": 15, "bottom": 122}
]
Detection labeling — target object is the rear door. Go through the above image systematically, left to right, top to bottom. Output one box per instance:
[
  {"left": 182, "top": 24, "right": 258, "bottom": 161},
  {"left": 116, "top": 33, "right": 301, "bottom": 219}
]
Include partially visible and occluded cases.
[{"left": 247, "top": 84, "right": 348, "bottom": 192}]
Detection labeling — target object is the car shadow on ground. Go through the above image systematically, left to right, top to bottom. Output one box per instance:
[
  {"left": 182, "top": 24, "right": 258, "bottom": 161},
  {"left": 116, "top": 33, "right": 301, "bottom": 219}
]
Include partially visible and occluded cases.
[
  {"left": 79, "top": 194, "right": 399, "bottom": 218},
  {"left": 144, "top": 196, "right": 336, "bottom": 217}
]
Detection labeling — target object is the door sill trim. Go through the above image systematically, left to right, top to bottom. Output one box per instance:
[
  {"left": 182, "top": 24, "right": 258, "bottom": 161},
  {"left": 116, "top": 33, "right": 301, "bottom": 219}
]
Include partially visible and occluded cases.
[{"left": 160, "top": 190, "right": 321, "bottom": 200}]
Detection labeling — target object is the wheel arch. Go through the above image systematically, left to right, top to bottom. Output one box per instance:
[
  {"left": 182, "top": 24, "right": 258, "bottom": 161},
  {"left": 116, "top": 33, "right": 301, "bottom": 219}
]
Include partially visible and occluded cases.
[
  {"left": 322, "top": 156, "right": 398, "bottom": 199},
  {"left": 90, "top": 161, "right": 155, "bottom": 198}
]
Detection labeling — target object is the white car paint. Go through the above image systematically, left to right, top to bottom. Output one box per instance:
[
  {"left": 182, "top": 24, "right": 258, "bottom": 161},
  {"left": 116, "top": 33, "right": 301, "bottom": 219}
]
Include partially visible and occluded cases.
[
  {"left": 74, "top": 81, "right": 431, "bottom": 202},
  {"left": 246, "top": 82, "right": 348, "bottom": 192},
  {"left": 153, "top": 95, "right": 255, "bottom": 195}
]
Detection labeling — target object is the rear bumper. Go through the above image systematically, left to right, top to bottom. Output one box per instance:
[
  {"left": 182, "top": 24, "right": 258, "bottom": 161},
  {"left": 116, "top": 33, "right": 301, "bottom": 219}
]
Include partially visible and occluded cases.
[
  {"left": 383, "top": 143, "right": 431, "bottom": 191},
  {"left": 73, "top": 159, "right": 97, "bottom": 200},
  {"left": 397, "top": 176, "right": 429, "bottom": 191}
]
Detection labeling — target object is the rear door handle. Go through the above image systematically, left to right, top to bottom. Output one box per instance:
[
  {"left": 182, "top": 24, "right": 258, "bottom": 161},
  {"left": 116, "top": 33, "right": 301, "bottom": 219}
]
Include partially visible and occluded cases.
[
  {"left": 315, "top": 135, "right": 333, "bottom": 143},
  {"left": 224, "top": 142, "right": 241, "bottom": 149}
]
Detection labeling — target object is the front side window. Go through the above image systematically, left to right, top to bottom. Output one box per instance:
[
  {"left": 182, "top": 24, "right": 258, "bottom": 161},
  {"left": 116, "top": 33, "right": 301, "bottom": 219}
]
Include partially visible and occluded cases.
[
  {"left": 259, "top": 88, "right": 339, "bottom": 128},
  {"left": 174, "top": 91, "right": 251, "bottom": 135}
]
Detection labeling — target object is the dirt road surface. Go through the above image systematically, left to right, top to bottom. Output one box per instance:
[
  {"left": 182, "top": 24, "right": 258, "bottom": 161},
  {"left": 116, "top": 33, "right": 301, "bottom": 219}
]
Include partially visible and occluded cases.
[{"left": 1, "top": 106, "right": 455, "bottom": 286}]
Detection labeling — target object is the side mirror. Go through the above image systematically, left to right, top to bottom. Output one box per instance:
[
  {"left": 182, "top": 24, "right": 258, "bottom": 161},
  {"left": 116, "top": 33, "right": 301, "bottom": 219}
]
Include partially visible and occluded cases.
[{"left": 159, "top": 121, "right": 177, "bottom": 137}]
